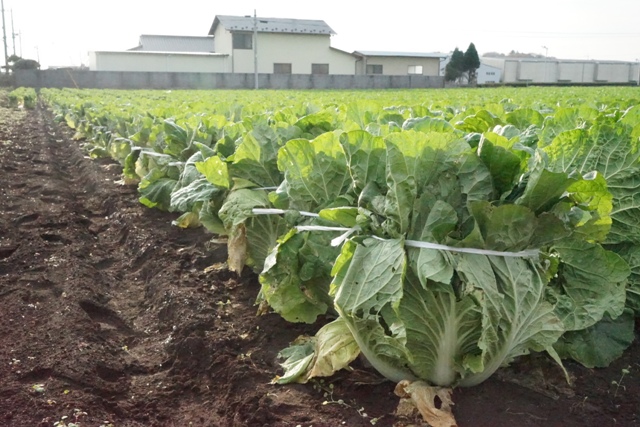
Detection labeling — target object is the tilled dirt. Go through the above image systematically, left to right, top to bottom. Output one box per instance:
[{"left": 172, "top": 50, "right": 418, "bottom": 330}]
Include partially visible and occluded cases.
[{"left": 0, "top": 95, "right": 638, "bottom": 427}]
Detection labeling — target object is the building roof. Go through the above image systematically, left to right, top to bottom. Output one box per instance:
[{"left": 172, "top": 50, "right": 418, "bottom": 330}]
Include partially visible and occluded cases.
[
  {"left": 209, "top": 15, "right": 335, "bottom": 36},
  {"left": 129, "top": 35, "right": 215, "bottom": 53},
  {"left": 353, "top": 51, "right": 447, "bottom": 59}
]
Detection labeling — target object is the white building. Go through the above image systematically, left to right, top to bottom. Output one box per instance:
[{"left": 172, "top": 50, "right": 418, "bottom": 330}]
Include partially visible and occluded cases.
[
  {"left": 89, "top": 15, "right": 444, "bottom": 78},
  {"left": 208, "top": 15, "right": 356, "bottom": 75},
  {"left": 352, "top": 51, "right": 445, "bottom": 76},
  {"left": 439, "top": 57, "right": 502, "bottom": 85},
  {"left": 482, "top": 57, "right": 640, "bottom": 85}
]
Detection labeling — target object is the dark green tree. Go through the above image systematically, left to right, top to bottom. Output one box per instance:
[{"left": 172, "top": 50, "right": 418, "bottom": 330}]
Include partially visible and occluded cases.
[
  {"left": 463, "top": 43, "right": 481, "bottom": 84},
  {"left": 445, "top": 48, "right": 464, "bottom": 82},
  {"left": 7, "top": 55, "right": 40, "bottom": 71}
]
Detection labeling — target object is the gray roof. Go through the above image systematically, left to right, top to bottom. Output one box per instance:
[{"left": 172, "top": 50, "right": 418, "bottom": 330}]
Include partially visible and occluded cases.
[
  {"left": 209, "top": 15, "right": 335, "bottom": 36},
  {"left": 129, "top": 35, "right": 215, "bottom": 53},
  {"left": 353, "top": 51, "right": 447, "bottom": 59}
]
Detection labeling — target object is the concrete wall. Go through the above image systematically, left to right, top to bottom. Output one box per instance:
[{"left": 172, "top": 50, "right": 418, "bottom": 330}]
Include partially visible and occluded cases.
[{"left": 15, "top": 69, "right": 445, "bottom": 90}]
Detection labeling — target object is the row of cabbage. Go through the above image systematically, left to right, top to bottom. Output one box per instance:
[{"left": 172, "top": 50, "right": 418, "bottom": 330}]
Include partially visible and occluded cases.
[
  {"left": 8, "top": 87, "right": 37, "bottom": 109},
  {"left": 41, "top": 87, "right": 640, "bottom": 389}
]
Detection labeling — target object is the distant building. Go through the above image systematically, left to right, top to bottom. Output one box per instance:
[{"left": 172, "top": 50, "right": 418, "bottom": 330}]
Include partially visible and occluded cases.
[
  {"left": 89, "top": 15, "right": 445, "bottom": 78},
  {"left": 208, "top": 15, "right": 356, "bottom": 75},
  {"left": 129, "top": 35, "right": 215, "bottom": 53},
  {"left": 352, "top": 51, "right": 446, "bottom": 76},
  {"left": 439, "top": 57, "right": 502, "bottom": 85},
  {"left": 482, "top": 57, "right": 640, "bottom": 85}
]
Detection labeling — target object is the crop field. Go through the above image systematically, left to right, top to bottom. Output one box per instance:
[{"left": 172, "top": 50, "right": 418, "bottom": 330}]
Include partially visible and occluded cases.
[{"left": 0, "top": 86, "right": 639, "bottom": 426}]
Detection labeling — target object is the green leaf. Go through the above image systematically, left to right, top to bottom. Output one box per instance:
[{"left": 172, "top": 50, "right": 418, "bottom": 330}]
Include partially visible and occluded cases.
[
  {"left": 506, "top": 108, "right": 544, "bottom": 130},
  {"left": 403, "top": 116, "right": 456, "bottom": 133},
  {"left": 543, "top": 123, "right": 640, "bottom": 244},
  {"left": 340, "top": 130, "right": 387, "bottom": 192},
  {"left": 228, "top": 131, "right": 282, "bottom": 187},
  {"left": 383, "top": 131, "right": 468, "bottom": 236},
  {"left": 278, "top": 132, "right": 351, "bottom": 212},
  {"left": 476, "top": 135, "right": 522, "bottom": 198},
  {"left": 516, "top": 153, "right": 578, "bottom": 214},
  {"left": 196, "top": 155, "right": 230, "bottom": 189},
  {"left": 138, "top": 174, "right": 177, "bottom": 211},
  {"left": 170, "top": 177, "right": 220, "bottom": 213},
  {"left": 218, "top": 189, "right": 271, "bottom": 230},
  {"left": 408, "top": 200, "right": 457, "bottom": 285},
  {"left": 469, "top": 202, "right": 537, "bottom": 251},
  {"left": 318, "top": 207, "right": 359, "bottom": 228},
  {"left": 260, "top": 229, "right": 336, "bottom": 323},
  {"left": 330, "top": 237, "right": 416, "bottom": 383},
  {"left": 334, "top": 238, "right": 406, "bottom": 317},
  {"left": 552, "top": 239, "right": 630, "bottom": 331},
  {"left": 610, "top": 244, "right": 640, "bottom": 312},
  {"left": 457, "top": 255, "right": 563, "bottom": 387},
  {"left": 554, "top": 309, "right": 635, "bottom": 368},
  {"left": 307, "top": 318, "right": 361, "bottom": 379},
  {"left": 274, "top": 338, "right": 316, "bottom": 384}
]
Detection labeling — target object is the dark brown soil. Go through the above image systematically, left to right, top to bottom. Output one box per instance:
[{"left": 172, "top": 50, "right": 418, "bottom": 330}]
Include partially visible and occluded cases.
[{"left": 0, "top": 94, "right": 638, "bottom": 427}]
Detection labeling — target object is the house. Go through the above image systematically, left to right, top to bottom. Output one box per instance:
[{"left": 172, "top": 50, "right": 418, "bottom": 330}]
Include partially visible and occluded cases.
[
  {"left": 88, "top": 15, "right": 445, "bottom": 80},
  {"left": 208, "top": 15, "right": 356, "bottom": 75},
  {"left": 353, "top": 51, "right": 446, "bottom": 76}
]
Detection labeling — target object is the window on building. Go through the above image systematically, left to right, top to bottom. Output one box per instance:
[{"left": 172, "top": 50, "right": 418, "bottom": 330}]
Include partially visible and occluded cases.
[
  {"left": 232, "top": 33, "right": 252, "bottom": 50},
  {"left": 274, "top": 63, "right": 292, "bottom": 74},
  {"left": 312, "top": 63, "right": 329, "bottom": 74},
  {"left": 366, "top": 64, "right": 383, "bottom": 74},
  {"left": 408, "top": 65, "right": 423, "bottom": 74},
  {"left": 486, "top": 71, "right": 496, "bottom": 76}
]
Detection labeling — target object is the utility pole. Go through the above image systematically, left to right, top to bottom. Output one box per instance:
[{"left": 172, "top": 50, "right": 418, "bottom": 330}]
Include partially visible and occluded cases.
[
  {"left": 1, "top": 0, "right": 8, "bottom": 73},
  {"left": 10, "top": 8, "right": 15, "bottom": 56},
  {"left": 253, "top": 10, "right": 258, "bottom": 89}
]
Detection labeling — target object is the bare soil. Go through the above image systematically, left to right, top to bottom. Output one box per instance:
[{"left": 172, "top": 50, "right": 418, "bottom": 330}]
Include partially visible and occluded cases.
[{"left": 0, "top": 94, "right": 638, "bottom": 427}]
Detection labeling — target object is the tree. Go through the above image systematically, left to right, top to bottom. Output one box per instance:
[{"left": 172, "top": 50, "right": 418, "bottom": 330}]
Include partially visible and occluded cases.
[
  {"left": 462, "top": 43, "right": 481, "bottom": 85},
  {"left": 445, "top": 48, "right": 464, "bottom": 83},
  {"left": 6, "top": 55, "right": 40, "bottom": 72}
]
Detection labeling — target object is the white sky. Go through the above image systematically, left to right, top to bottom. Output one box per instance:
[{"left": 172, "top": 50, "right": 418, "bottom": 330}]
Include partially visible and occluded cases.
[{"left": 4, "top": 0, "right": 640, "bottom": 68}]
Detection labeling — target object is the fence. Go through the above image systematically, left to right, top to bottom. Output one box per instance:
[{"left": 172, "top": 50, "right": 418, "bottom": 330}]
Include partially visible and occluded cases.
[{"left": 14, "top": 69, "right": 445, "bottom": 90}]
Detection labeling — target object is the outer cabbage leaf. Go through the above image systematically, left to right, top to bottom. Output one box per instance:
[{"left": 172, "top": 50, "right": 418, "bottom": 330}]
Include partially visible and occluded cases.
[
  {"left": 543, "top": 123, "right": 640, "bottom": 244},
  {"left": 340, "top": 130, "right": 387, "bottom": 192},
  {"left": 228, "top": 131, "right": 282, "bottom": 187},
  {"left": 277, "top": 132, "right": 351, "bottom": 212},
  {"left": 260, "top": 227, "right": 339, "bottom": 323},
  {"left": 332, "top": 238, "right": 416, "bottom": 382},
  {"left": 552, "top": 239, "right": 630, "bottom": 331},
  {"left": 610, "top": 244, "right": 640, "bottom": 312},
  {"left": 457, "top": 255, "right": 564, "bottom": 387},
  {"left": 554, "top": 309, "right": 635, "bottom": 368},
  {"left": 275, "top": 318, "right": 361, "bottom": 384}
]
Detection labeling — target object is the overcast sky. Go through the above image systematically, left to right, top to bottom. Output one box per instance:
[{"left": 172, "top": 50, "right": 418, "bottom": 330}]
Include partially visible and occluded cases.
[{"left": 5, "top": 0, "right": 640, "bottom": 68}]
